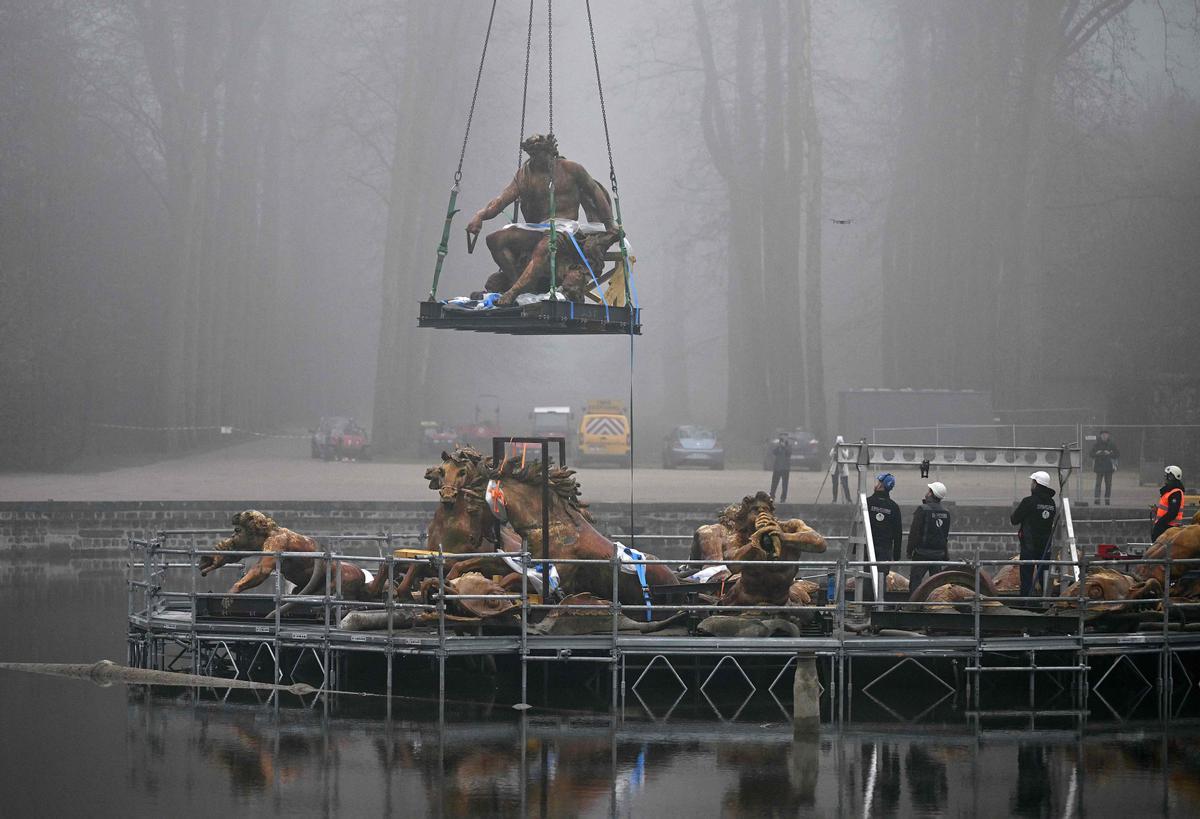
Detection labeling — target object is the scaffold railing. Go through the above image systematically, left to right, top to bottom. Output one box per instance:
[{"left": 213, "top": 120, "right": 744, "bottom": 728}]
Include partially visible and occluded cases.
[{"left": 127, "top": 524, "right": 1200, "bottom": 720}]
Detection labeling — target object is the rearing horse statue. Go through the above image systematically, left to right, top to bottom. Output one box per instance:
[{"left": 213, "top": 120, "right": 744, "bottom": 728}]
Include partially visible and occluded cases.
[{"left": 423, "top": 447, "right": 679, "bottom": 608}]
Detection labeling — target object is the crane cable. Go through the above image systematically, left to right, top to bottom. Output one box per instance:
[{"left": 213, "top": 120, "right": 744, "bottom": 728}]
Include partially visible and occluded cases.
[
  {"left": 430, "top": 0, "right": 498, "bottom": 299},
  {"left": 455, "top": 0, "right": 498, "bottom": 187},
  {"left": 512, "top": 0, "right": 535, "bottom": 222},
  {"left": 547, "top": 0, "right": 554, "bottom": 135},
  {"left": 583, "top": 0, "right": 639, "bottom": 539},
  {"left": 585, "top": 0, "right": 636, "bottom": 310}
]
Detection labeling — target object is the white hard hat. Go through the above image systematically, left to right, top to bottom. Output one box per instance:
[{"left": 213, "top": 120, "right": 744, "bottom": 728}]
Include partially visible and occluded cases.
[
  {"left": 1165, "top": 465, "right": 1183, "bottom": 481},
  {"left": 1030, "top": 471, "right": 1052, "bottom": 488},
  {"left": 927, "top": 481, "right": 947, "bottom": 500}
]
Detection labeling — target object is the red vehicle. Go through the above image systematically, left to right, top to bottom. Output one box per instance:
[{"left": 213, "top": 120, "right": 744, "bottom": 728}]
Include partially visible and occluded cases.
[
  {"left": 454, "top": 395, "right": 501, "bottom": 452},
  {"left": 311, "top": 417, "right": 371, "bottom": 461},
  {"left": 420, "top": 421, "right": 458, "bottom": 456}
]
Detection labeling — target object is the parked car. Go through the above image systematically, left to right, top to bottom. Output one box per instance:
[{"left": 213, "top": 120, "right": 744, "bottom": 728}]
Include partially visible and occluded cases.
[
  {"left": 311, "top": 416, "right": 370, "bottom": 461},
  {"left": 420, "top": 421, "right": 457, "bottom": 457},
  {"left": 663, "top": 425, "right": 725, "bottom": 470},
  {"left": 761, "top": 428, "right": 822, "bottom": 471}
]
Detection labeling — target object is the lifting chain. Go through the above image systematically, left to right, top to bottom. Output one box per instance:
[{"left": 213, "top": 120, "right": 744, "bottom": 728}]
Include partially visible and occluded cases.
[
  {"left": 454, "top": 0, "right": 498, "bottom": 188},
  {"left": 516, "top": 0, "right": 534, "bottom": 173},
  {"left": 547, "top": 0, "right": 554, "bottom": 135},
  {"left": 585, "top": 0, "right": 618, "bottom": 199}
]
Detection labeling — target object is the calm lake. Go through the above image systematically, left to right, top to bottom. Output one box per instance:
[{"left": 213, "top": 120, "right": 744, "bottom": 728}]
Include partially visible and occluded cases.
[{"left": 1, "top": 555, "right": 1198, "bottom": 817}]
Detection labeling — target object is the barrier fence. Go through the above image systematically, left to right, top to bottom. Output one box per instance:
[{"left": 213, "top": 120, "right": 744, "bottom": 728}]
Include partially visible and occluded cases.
[{"left": 868, "top": 424, "right": 1200, "bottom": 504}]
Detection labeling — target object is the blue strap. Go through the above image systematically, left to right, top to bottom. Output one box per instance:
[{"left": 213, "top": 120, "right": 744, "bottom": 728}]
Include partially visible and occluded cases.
[
  {"left": 566, "top": 230, "right": 609, "bottom": 322},
  {"left": 621, "top": 545, "right": 653, "bottom": 621},
  {"left": 531, "top": 562, "right": 558, "bottom": 592}
]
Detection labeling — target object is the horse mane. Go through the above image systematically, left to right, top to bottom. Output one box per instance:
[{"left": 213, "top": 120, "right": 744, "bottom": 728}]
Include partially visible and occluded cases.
[
  {"left": 445, "top": 445, "right": 485, "bottom": 469},
  {"left": 482, "top": 457, "right": 594, "bottom": 522}
]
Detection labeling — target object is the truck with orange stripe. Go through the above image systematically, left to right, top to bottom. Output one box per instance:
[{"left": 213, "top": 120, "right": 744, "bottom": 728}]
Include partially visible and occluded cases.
[{"left": 577, "top": 399, "right": 630, "bottom": 466}]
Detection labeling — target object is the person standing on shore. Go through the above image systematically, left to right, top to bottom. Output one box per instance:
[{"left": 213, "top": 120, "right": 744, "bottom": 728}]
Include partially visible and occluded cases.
[
  {"left": 1089, "top": 430, "right": 1119, "bottom": 506},
  {"left": 770, "top": 433, "right": 793, "bottom": 503},
  {"left": 829, "top": 435, "right": 851, "bottom": 503}
]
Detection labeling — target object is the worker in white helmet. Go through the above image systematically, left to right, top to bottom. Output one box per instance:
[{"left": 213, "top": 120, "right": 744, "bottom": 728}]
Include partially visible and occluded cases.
[
  {"left": 1152, "top": 466, "right": 1186, "bottom": 542},
  {"left": 1011, "top": 471, "right": 1059, "bottom": 600},
  {"left": 907, "top": 481, "right": 951, "bottom": 593}
]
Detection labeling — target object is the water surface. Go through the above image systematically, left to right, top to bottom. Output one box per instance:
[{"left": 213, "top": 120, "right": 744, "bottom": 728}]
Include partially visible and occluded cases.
[{"left": 1, "top": 556, "right": 1197, "bottom": 817}]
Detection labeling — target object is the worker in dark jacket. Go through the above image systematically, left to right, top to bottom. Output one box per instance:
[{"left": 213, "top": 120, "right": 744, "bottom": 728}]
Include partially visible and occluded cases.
[
  {"left": 1089, "top": 430, "right": 1119, "bottom": 505},
  {"left": 770, "top": 433, "right": 793, "bottom": 503},
  {"left": 1152, "top": 465, "right": 1186, "bottom": 542},
  {"left": 1011, "top": 471, "right": 1058, "bottom": 599},
  {"left": 866, "top": 472, "right": 903, "bottom": 600},
  {"left": 907, "top": 481, "right": 951, "bottom": 593}
]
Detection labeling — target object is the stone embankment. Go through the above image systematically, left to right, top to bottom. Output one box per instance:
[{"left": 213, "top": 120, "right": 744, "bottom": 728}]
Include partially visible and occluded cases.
[{"left": 0, "top": 501, "right": 1151, "bottom": 561}]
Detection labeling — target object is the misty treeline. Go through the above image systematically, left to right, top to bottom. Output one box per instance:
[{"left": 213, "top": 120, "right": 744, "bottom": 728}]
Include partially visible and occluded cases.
[
  {"left": 691, "top": 0, "right": 827, "bottom": 443},
  {"left": 879, "top": 0, "right": 1200, "bottom": 416},
  {"left": 0, "top": 1, "right": 432, "bottom": 467},
  {"left": 1, "top": 1, "right": 1197, "bottom": 470}
]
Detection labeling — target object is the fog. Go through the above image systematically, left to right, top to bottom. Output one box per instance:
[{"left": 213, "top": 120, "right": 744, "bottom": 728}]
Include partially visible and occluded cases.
[{"left": 1, "top": 0, "right": 1198, "bottom": 470}]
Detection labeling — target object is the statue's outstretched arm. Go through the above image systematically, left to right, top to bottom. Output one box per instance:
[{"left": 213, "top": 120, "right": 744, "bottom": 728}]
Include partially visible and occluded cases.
[
  {"left": 468, "top": 177, "right": 520, "bottom": 234},
  {"left": 231, "top": 550, "right": 278, "bottom": 594}
]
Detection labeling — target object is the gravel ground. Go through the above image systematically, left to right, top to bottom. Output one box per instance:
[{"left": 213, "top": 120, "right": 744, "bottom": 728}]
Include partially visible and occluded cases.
[{"left": 0, "top": 434, "right": 1156, "bottom": 508}]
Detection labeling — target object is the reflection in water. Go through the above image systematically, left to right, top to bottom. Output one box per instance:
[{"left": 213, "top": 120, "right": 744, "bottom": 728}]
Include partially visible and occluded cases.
[
  {"left": 4, "top": 559, "right": 1200, "bottom": 816},
  {"left": 112, "top": 690, "right": 1200, "bottom": 817},
  {"left": 717, "top": 743, "right": 817, "bottom": 816},
  {"left": 906, "top": 744, "right": 948, "bottom": 812},
  {"left": 1013, "top": 744, "right": 1050, "bottom": 818}
]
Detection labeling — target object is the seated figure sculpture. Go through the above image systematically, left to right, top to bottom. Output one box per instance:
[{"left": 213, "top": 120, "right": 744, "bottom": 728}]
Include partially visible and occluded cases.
[{"left": 466, "top": 133, "right": 620, "bottom": 305}]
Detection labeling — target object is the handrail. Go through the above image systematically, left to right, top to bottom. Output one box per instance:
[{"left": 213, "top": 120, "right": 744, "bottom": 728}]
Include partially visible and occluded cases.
[{"left": 127, "top": 527, "right": 1199, "bottom": 701}]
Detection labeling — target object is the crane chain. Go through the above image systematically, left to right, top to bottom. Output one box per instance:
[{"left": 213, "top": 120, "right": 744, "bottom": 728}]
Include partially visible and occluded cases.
[
  {"left": 455, "top": 0, "right": 498, "bottom": 187},
  {"left": 517, "top": 0, "right": 534, "bottom": 173},
  {"left": 547, "top": 0, "right": 553, "bottom": 135},
  {"left": 585, "top": 0, "right": 618, "bottom": 197}
]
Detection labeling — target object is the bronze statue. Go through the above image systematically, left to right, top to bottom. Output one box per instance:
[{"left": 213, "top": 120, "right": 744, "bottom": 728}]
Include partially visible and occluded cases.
[{"left": 466, "top": 134, "right": 619, "bottom": 304}]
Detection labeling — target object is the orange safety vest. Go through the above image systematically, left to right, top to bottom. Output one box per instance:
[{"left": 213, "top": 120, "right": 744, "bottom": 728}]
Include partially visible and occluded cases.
[{"left": 1155, "top": 487, "right": 1184, "bottom": 527}]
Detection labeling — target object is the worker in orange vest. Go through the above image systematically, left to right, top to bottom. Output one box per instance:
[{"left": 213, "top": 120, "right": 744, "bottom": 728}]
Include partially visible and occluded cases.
[{"left": 1151, "top": 465, "right": 1185, "bottom": 542}]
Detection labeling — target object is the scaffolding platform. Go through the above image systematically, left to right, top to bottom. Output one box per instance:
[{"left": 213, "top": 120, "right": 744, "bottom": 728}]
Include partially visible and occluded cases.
[
  {"left": 417, "top": 299, "right": 640, "bottom": 335},
  {"left": 127, "top": 528, "right": 1200, "bottom": 723}
]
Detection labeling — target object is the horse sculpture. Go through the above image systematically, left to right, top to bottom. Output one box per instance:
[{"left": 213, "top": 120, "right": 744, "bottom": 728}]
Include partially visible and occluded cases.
[
  {"left": 420, "top": 446, "right": 679, "bottom": 609},
  {"left": 383, "top": 447, "right": 528, "bottom": 601},
  {"left": 199, "top": 510, "right": 390, "bottom": 614},
  {"left": 1058, "top": 512, "right": 1200, "bottom": 610}
]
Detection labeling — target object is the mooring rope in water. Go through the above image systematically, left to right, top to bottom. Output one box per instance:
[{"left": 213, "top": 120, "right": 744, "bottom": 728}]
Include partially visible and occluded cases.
[
  {"left": 0, "top": 660, "right": 361, "bottom": 698},
  {"left": 0, "top": 660, "right": 567, "bottom": 710}
]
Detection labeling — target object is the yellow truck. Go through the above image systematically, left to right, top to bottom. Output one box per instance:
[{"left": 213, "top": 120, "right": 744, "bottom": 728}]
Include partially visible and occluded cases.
[{"left": 577, "top": 400, "right": 630, "bottom": 465}]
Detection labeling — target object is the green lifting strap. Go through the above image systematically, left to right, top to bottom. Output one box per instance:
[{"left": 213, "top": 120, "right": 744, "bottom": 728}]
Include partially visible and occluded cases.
[
  {"left": 547, "top": 163, "right": 557, "bottom": 295},
  {"left": 429, "top": 188, "right": 459, "bottom": 301}
]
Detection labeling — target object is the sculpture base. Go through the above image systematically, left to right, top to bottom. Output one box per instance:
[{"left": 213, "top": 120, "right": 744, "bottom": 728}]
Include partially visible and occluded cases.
[{"left": 418, "top": 300, "right": 641, "bottom": 335}]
